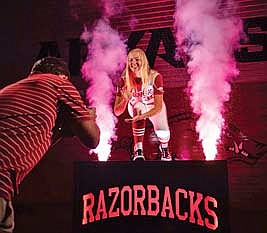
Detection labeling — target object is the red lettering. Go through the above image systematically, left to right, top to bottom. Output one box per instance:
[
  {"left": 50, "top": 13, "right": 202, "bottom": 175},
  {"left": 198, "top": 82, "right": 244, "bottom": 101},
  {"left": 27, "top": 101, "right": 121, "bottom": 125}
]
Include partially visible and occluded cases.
[
  {"left": 82, "top": 185, "right": 219, "bottom": 230},
  {"left": 133, "top": 185, "right": 146, "bottom": 215},
  {"left": 147, "top": 185, "right": 160, "bottom": 216},
  {"left": 121, "top": 186, "right": 133, "bottom": 216},
  {"left": 161, "top": 186, "right": 174, "bottom": 218},
  {"left": 108, "top": 187, "right": 120, "bottom": 218},
  {"left": 175, "top": 188, "right": 188, "bottom": 221},
  {"left": 95, "top": 190, "right": 107, "bottom": 221},
  {"left": 189, "top": 191, "right": 204, "bottom": 226},
  {"left": 82, "top": 193, "right": 95, "bottom": 224},
  {"left": 204, "top": 196, "right": 218, "bottom": 230}
]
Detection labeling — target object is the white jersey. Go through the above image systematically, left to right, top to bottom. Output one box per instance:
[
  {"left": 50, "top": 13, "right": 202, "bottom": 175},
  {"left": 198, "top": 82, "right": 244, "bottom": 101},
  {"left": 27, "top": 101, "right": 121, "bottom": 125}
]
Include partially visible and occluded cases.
[{"left": 127, "top": 70, "right": 163, "bottom": 115}]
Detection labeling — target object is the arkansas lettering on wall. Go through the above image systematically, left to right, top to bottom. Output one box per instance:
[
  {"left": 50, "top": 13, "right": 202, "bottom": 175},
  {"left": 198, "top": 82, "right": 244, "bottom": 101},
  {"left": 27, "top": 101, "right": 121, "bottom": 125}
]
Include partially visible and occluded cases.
[
  {"left": 36, "top": 17, "right": 266, "bottom": 75},
  {"left": 73, "top": 160, "right": 229, "bottom": 233}
]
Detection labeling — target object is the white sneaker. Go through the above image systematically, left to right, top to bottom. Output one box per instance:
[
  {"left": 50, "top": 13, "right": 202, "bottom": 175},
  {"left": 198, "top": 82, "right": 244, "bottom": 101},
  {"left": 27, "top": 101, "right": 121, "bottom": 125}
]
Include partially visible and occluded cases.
[
  {"left": 160, "top": 147, "right": 172, "bottom": 161},
  {"left": 132, "top": 149, "right": 145, "bottom": 161}
]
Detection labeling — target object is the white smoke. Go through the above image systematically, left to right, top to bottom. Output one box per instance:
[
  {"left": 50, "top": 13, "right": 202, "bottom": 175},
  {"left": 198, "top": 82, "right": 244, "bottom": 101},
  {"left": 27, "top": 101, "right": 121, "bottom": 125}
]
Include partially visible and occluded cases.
[
  {"left": 174, "top": 0, "right": 243, "bottom": 160},
  {"left": 81, "top": 1, "right": 127, "bottom": 161}
]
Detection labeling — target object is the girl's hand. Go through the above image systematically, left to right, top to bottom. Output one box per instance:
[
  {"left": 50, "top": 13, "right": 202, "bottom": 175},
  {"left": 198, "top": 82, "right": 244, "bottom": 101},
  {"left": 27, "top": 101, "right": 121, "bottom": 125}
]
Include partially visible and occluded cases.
[
  {"left": 120, "top": 87, "right": 132, "bottom": 100},
  {"left": 124, "top": 114, "right": 144, "bottom": 123}
]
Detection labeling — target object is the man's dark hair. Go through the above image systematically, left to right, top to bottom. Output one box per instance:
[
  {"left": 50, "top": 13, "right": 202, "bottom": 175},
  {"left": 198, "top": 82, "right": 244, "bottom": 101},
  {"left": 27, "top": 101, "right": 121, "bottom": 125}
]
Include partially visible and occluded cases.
[{"left": 31, "top": 57, "right": 70, "bottom": 78}]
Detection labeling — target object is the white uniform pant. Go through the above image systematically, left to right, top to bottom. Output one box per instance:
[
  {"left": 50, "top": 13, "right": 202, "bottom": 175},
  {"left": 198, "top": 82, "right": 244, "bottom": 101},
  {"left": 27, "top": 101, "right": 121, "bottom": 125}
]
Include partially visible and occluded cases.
[
  {"left": 128, "top": 101, "right": 170, "bottom": 148},
  {"left": 147, "top": 101, "right": 170, "bottom": 144}
]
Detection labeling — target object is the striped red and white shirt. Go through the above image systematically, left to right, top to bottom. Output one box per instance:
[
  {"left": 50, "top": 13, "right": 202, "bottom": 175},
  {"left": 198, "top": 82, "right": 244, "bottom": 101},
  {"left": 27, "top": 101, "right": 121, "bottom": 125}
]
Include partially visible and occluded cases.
[{"left": 0, "top": 73, "right": 91, "bottom": 200}]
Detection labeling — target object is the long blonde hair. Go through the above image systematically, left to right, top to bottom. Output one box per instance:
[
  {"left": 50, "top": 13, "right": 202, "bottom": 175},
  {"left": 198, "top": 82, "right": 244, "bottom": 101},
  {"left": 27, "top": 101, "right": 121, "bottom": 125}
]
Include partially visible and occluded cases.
[{"left": 123, "top": 48, "right": 152, "bottom": 91}]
